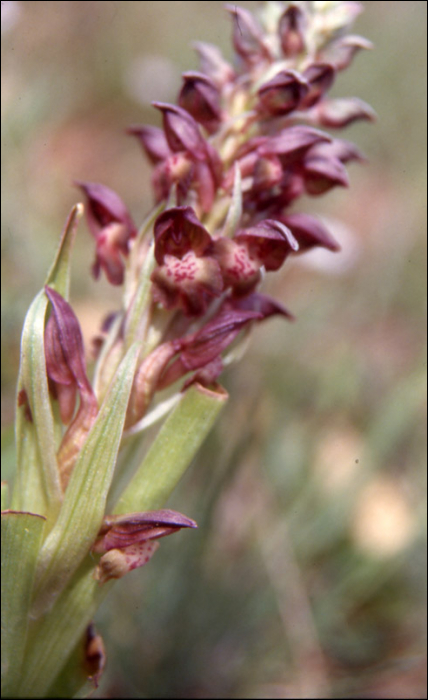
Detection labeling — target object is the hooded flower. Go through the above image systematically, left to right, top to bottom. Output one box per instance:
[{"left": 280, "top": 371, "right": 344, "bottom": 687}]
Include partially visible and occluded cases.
[
  {"left": 226, "top": 4, "right": 271, "bottom": 65},
  {"left": 278, "top": 4, "right": 307, "bottom": 57},
  {"left": 258, "top": 70, "right": 309, "bottom": 117},
  {"left": 178, "top": 71, "right": 222, "bottom": 133},
  {"left": 133, "top": 103, "right": 223, "bottom": 212},
  {"left": 75, "top": 181, "right": 137, "bottom": 285},
  {"left": 150, "top": 206, "right": 223, "bottom": 316},
  {"left": 93, "top": 509, "right": 197, "bottom": 584}
]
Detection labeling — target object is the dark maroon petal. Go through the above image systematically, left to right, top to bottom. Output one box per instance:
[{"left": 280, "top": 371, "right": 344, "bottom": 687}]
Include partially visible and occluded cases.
[
  {"left": 226, "top": 4, "right": 270, "bottom": 63},
  {"left": 278, "top": 4, "right": 307, "bottom": 57},
  {"left": 193, "top": 41, "right": 235, "bottom": 86},
  {"left": 301, "top": 63, "right": 336, "bottom": 108},
  {"left": 258, "top": 70, "right": 309, "bottom": 117},
  {"left": 178, "top": 71, "right": 222, "bottom": 133},
  {"left": 316, "top": 97, "right": 376, "bottom": 128},
  {"left": 152, "top": 102, "right": 207, "bottom": 160},
  {"left": 126, "top": 125, "right": 171, "bottom": 164},
  {"left": 259, "top": 126, "right": 331, "bottom": 158},
  {"left": 303, "top": 156, "right": 349, "bottom": 194},
  {"left": 75, "top": 181, "right": 136, "bottom": 238},
  {"left": 75, "top": 181, "right": 136, "bottom": 285},
  {"left": 153, "top": 206, "right": 212, "bottom": 264},
  {"left": 281, "top": 213, "right": 340, "bottom": 252},
  {"left": 235, "top": 220, "right": 299, "bottom": 272},
  {"left": 93, "top": 224, "right": 131, "bottom": 285},
  {"left": 44, "top": 287, "right": 92, "bottom": 397},
  {"left": 45, "top": 287, "right": 97, "bottom": 428},
  {"left": 230, "top": 293, "right": 295, "bottom": 321},
  {"left": 158, "top": 309, "right": 261, "bottom": 388},
  {"left": 181, "top": 309, "right": 262, "bottom": 359},
  {"left": 45, "top": 314, "right": 75, "bottom": 388},
  {"left": 94, "top": 509, "right": 197, "bottom": 552}
]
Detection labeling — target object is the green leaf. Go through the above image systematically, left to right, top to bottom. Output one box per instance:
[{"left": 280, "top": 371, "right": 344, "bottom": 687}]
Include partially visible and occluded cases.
[
  {"left": 45, "top": 203, "right": 83, "bottom": 299},
  {"left": 12, "top": 205, "right": 83, "bottom": 519},
  {"left": 12, "top": 290, "right": 62, "bottom": 517},
  {"left": 32, "top": 343, "right": 140, "bottom": 616},
  {"left": 19, "top": 382, "right": 227, "bottom": 697},
  {"left": 114, "top": 382, "right": 228, "bottom": 514},
  {"left": 1, "top": 425, "right": 16, "bottom": 485},
  {"left": 1, "top": 482, "right": 9, "bottom": 511},
  {"left": 1, "top": 510, "right": 46, "bottom": 697},
  {"left": 18, "top": 559, "right": 110, "bottom": 699},
  {"left": 44, "top": 628, "right": 94, "bottom": 699}
]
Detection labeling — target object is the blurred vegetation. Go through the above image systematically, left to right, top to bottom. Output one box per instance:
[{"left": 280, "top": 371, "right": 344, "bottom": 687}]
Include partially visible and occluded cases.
[{"left": 1, "top": 1, "right": 427, "bottom": 697}]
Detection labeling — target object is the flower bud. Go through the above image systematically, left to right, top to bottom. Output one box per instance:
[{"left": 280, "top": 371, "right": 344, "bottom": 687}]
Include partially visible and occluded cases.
[
  {"left": 226, "top": 4, "right": 270, "bottom": 64},
  {"left": 278, "top": 4, "right": 307, "bottom": 57},
  {"left": 193, "top": 41, "right": 235, "bottom": 86},
  {"left": 258, "top": 70, "right": 309, "bottom": 117},
  {"left": 178, "top": 71, "right": 222, "bottom": 133},
  {"left": 152, "top": 102, "right": 207, "bottom": 161}
]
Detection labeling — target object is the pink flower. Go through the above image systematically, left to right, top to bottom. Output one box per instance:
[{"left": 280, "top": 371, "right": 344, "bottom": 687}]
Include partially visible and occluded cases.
[
  {"left": 75, "top": 181, "right": 137, "bottom": 285},
  {"left": 151, "top": 207, "right": 223, "bottom": 315}
]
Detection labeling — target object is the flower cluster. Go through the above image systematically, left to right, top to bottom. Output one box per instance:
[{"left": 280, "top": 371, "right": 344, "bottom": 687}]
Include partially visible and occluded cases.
[{"left": 43, "top": 1, "right": 373, "bottom": 576}]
